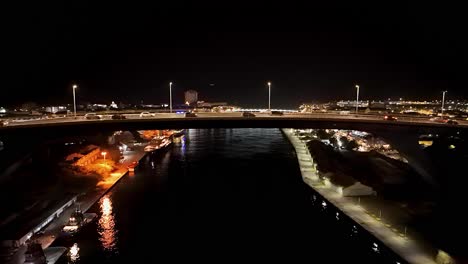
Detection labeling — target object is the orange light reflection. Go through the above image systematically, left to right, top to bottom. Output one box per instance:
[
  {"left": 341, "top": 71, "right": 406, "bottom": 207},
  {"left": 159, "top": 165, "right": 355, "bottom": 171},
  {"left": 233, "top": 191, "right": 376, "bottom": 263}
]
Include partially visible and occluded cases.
[{"left": 98, "top": 196, "right": 118, "bottom": 252}]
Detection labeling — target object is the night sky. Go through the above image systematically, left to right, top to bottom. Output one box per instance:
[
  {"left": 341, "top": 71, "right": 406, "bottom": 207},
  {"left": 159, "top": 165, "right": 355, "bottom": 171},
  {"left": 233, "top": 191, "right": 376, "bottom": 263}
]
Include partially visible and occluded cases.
[{"left": 3, "top": 2, "right": 468, "bottom": 108}]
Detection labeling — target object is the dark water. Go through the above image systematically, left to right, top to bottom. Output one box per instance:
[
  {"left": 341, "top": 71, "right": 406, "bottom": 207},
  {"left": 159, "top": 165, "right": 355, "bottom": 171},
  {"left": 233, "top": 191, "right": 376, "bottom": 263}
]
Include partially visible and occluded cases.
[{"left": 55, "top": 129, "right": 405, "bottom": 263}]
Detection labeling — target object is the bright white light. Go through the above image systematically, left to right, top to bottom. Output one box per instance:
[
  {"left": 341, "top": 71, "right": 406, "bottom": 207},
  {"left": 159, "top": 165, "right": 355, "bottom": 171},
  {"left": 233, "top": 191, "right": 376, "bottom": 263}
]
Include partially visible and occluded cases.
[
  {"left": 73, "top": 84, "right": 78, "bottom": 89},
  {"left": 321, "top": 201, "right": 327, "bottom": 210},
  {"left": 372, "top": 242, "right": 380, "bottom": 253},
  {"left": 69, "top": 243, "right": 80, "bottom": 261}
]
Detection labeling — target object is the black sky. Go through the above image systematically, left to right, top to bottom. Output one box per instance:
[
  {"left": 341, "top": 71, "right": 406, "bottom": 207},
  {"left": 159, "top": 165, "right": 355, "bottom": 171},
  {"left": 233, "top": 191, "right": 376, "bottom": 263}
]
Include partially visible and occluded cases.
[{"left": 3, "top": 2, "right": 468, "bottom": 108}]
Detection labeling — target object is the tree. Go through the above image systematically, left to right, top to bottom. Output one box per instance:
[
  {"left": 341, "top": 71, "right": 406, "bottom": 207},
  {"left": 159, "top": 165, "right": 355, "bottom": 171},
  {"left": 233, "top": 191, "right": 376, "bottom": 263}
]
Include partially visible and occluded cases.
[
  {"left": 316, "top": 129, "right": 331, "bottom": 140},
  {"left": 339, "top": 136, "right": 349, "bottom": 149},
  {"left": 329, "top": 137, "right": 338, "bottom": 147},
  {"left": 346, "top": 140, "right": 359, "bottom": 151}
]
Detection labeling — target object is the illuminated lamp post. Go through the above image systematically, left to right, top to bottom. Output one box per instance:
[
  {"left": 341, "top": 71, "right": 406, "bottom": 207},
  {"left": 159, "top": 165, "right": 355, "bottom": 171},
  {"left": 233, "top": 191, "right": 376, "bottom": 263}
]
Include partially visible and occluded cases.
[
  {"left": 169, "top": 82, "right": 173, "bottom": 113},
  {"left": 268, "top": 82, "right": 271, "bottom": 111},
  {"left": 72, "top": 84, "right": 78, "bottom": 118},
  {"left": 355, "top": 85, "right": 360, "bottom": 114},
  {"left": 441, "top": 90, "right": 447, "bottom": 116}
]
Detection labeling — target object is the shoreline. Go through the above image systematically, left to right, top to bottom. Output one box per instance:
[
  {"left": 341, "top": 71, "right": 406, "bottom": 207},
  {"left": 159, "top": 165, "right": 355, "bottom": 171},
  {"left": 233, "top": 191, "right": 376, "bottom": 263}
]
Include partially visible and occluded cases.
[
  {"left": 282, "top": 128, "right": 438, "bottom": 264},
  {"left": 6, "top": 148, "right": 147, "bottom": 264}
]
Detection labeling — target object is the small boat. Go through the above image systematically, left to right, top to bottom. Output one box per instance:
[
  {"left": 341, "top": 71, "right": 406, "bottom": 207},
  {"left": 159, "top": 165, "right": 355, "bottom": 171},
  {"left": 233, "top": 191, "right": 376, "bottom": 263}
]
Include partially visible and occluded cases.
[
  {"left": 144, "top": 137, "right": 172, "bottom": 153},
  {"left": 127, "top": 161, "right": 138, "bottom": 172},
  {"left": 62, "top": 207, "right": 97, "bottom": 235},
  {"left": 24, "top": 241, "right": 46, "bottom": 264}
]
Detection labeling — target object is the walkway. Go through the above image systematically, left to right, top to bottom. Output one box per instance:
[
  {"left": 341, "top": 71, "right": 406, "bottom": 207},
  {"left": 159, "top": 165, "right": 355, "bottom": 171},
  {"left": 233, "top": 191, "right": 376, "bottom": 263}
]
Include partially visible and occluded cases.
[{"left": 283, "top": 128, "right": 438, "bottom": 264}]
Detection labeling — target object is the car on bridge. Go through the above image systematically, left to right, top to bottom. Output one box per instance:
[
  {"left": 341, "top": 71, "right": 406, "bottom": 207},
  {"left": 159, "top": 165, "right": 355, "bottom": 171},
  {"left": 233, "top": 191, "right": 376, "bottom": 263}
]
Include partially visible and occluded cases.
[
  {"left": 270, "top": 111, "right": 284, "bottom": 116},
  {"left": 140, "top": 112, "right": 155, "bottom": 117},
  {"left": 185, "top": 112, "right": 197, "bottom": 117},
  {"left": 242, "top": 112, "right": 256, "bottom": 117},
  {"left": 84, "top": 113, "right": 101, "bottom": 120},
  {"left": 112, "top": 114, "right": 126, "bottom": 120},
  {"left": 383, "top": 115, "right": 398, "bottom": 121},
  {"left": 429, "top": 116, "right": 449, "bottom": 123},
  {"left": 445, "top": 119, "right": 459, "bottom": 125},
  {"left": 0, "top": 120, "right": 8, "bottom": 127}
]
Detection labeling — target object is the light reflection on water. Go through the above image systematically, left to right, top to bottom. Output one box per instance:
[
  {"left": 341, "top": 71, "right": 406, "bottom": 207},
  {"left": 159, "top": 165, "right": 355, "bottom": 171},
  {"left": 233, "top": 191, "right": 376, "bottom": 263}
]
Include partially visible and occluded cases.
[{"left": 98, "top": 196, "right": 119, "bottom": 253}]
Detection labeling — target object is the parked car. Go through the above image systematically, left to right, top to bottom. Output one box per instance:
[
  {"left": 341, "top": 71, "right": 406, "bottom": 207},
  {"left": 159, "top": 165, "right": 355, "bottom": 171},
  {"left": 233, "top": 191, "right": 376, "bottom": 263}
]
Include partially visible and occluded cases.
[
  {"left": 270, "top": 111, "right": 284, "bottom": 116},
  {"left": 140, "top": 112, "right": 154, "bottom": 117},
  {"left": 185, "top": 112, "right": 197, "bottom": 117},
  {"left": 242, "top": 112, "right": 256, "bottom": 117},
  {"left": 84, "top": 113, "right": 101, "bottom": 120},
  {"left": 112, "top": 114, "right": 126, "bottom": 120},
  {"left": 383, "top": 115, "right": 398, "bottom": 121}
]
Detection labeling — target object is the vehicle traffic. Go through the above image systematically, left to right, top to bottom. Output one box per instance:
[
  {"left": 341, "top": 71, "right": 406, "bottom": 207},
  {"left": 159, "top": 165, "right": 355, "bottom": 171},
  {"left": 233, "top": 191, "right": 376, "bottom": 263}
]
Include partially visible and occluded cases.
[
  {"left": 270, "top": 111, "right": 284, "bottom": 116},
  {"left": 140, "top": 112, "right": 154, "bottom": 117},
  {"left": 185, "top": 112, "right": 197, "bottom": 117},
  {"left": 242, "top": 112, "right": 256, "bottom": 117},
  {"left": 84, "top": 113, "right": 101, "bottom": 120},
  {"left": 112, "top": 114, "right": 126, "bottom": 120},
  {"left": 383, "top": 115, "right": 398, "bottom": 121},
  {"left": 446, "top": 120, "right": 458, "bottom": 125}
]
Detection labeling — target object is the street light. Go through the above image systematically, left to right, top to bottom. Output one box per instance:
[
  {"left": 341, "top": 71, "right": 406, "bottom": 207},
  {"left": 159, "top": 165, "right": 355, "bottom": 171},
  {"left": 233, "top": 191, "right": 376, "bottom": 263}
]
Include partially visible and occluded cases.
[
  {"left": 169, "top": 82, "right": 173, "bottom": 113},
  {"left": 268, "top": 82, "right": 271, "bottom": 111},
  {"left": 72, "top": 84, "right": 78, "bottom": 118},
  {"left": 355, "top": 85, "right": 360, "bottom": 114},
  {"left": 441, "top": 91, "right": 448, "bottom": 116},
  {"left": 101, "top": 151, "right": 107, "bottom": 161}
]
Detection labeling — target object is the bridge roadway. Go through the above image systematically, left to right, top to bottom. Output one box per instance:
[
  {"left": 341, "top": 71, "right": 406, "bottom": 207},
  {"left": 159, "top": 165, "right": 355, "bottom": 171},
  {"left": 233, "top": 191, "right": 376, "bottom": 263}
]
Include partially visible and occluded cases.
[{"left": 1, "top": 112, "right": 467, "bottom": 137}]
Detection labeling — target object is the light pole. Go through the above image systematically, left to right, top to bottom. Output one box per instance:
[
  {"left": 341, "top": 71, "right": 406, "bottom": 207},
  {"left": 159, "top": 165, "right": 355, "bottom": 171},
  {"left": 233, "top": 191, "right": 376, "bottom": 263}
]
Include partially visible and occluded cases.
[
  {"left": 169, "top": 82, "right": 173, "bottom": 113},
  {"left": 268, "top": 82, "right": 271, "bottom": 111},
  {"left": 72, "top": 84, "right": 78, "bottom": 118},
  {"left": 355, "top": 85, "right": 360, "bottom": 114},
  {"left": 441, "top": 90, "right": 447, "bottom": 116},
  {"left": 101, "top": 151, "right": 107, "bottom": 162}
]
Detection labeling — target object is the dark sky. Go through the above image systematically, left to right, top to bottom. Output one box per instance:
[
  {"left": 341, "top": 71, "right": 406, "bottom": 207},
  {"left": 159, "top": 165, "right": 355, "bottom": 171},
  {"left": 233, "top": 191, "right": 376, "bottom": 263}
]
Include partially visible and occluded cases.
[{"left": 3, "top": 2, "right": 468, "bottom": 108}]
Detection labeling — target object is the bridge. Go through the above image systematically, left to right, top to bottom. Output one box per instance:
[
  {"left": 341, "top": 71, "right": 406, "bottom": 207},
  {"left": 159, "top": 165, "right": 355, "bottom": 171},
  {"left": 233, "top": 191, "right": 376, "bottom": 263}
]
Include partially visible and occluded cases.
[
  {"left": 1, "top": 112, "right": 467, "bottom": 136},
  {"left": 1, "top": 112, "right": 465, "bottom": 186}
]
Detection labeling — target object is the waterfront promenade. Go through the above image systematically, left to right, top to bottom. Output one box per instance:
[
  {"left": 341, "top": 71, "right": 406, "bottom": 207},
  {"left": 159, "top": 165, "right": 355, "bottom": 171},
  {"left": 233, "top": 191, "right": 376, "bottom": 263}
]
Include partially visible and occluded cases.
[
  {"left": 283, "top": 128, "right": 439, "bottom": 264},
  {"left": 6, "top": 147, "right": 146, "bottom": 264}
]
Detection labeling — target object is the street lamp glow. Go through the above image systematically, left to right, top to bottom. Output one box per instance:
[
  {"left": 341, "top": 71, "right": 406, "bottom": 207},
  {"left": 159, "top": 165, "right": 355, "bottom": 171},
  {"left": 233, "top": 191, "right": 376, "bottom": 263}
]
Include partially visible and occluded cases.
[
  {"left": 169, "top": 82, "right": 173, "bottom": 113},
  {"left": 267, "top": 82, "right": 272, "bottom": 111},
  {"left": 72, "top": 84, "right": 78, "bottom": 118},
  {"left": 355, "top": 84, "right": 360, "bottom": 114},
  {"left": 441, "top": 91, "right": 448, "bottom": 116},
  {"left": 101, "top": 151, "right": 107, "bottom": 161}
]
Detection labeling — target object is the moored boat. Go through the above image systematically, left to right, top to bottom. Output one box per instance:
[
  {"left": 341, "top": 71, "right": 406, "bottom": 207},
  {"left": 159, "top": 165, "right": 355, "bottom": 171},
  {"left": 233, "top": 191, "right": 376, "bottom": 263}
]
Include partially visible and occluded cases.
[{"left": 61, "top": 207, "right": 97, "bottom": 236}]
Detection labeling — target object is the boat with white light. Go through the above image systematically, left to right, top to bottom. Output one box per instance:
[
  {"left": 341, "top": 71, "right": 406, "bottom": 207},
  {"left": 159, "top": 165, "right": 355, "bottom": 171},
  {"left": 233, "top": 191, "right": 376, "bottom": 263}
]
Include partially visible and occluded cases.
[{"left": 61, "top": 207, "right": 97, "bottom": 235}]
